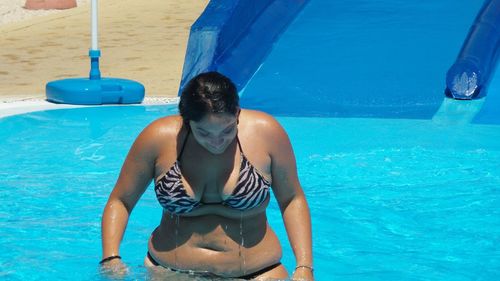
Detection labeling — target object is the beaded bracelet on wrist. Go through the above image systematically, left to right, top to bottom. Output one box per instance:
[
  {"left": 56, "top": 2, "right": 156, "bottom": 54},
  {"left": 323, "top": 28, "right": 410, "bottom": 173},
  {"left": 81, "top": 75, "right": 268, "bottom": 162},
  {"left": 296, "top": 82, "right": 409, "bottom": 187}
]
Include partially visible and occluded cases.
[{"left": 295, "top": 265, "right": 314, "bottom": 273}]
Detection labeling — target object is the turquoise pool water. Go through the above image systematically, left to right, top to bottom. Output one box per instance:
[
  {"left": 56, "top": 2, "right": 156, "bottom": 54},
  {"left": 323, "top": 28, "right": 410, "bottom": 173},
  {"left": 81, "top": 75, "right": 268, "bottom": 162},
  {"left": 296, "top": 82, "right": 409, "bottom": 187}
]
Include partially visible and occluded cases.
[
  {"left": 2, "top": 0, "right": 500, "bottom": 279},
  {"left": 1, "top": 105, "right": 500, "bottom": 280}
]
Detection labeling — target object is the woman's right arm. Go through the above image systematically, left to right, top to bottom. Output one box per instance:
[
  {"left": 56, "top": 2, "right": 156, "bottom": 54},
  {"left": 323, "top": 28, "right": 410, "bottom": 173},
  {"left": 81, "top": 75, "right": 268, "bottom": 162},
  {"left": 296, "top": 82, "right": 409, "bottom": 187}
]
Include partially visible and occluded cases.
[{"left": 101, "top": 123, "right": 160, "bottom": 262}]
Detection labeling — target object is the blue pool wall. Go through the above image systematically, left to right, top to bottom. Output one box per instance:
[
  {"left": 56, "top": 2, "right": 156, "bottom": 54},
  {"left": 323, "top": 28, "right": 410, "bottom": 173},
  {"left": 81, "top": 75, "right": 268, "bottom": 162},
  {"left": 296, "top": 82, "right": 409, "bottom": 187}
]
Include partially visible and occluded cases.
[
  {"left": 178, "top": 0, "right": 309, "bottom": 92},
  {"left": 445, "top": 0, "right": 500, "bottom": 100}
]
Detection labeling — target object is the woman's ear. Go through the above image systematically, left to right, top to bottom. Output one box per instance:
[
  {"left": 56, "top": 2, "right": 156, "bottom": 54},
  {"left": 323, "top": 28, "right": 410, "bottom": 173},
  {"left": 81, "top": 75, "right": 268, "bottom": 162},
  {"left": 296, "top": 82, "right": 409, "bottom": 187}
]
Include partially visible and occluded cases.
[{"left": 237, "top": 108, "right": 241, "bottom": 124}]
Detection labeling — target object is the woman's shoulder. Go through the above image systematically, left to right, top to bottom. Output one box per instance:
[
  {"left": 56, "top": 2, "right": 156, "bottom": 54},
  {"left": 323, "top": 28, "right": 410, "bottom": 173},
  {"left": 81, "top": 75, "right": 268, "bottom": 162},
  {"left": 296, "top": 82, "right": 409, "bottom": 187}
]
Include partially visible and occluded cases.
[
  {"left": 240, "top": 109, "right": 285, "bottom": 134},
  {"left": 136, "top": 115, "right": 183, "bottom": 145},
  {"left": 148, "top": 115, "right": 182, "bottom": 132}
]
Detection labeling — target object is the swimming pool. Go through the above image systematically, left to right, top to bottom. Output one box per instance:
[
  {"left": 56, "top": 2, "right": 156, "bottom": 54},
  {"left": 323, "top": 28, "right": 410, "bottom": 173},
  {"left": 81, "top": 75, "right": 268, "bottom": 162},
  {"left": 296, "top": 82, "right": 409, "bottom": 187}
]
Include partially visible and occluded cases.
[
  {"left": 2, "top": 0, "right": 500, "bottom": 280},
  {"left": 1, "top": 104, "right": 500, "bottom": 280}
]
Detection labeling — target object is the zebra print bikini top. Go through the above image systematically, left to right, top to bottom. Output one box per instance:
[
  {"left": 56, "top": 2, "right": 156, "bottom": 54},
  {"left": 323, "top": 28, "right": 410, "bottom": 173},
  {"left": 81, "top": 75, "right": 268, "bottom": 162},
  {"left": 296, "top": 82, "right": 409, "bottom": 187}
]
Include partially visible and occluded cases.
[{"left": 154, "top": 130, "right": 271, "bottom": 214}]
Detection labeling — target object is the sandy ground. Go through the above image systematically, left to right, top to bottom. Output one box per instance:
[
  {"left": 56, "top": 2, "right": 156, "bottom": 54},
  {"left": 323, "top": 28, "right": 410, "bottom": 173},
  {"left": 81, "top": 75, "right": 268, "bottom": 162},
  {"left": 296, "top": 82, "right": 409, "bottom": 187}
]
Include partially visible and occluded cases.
[{"left": 0, "top": 0, "right": 208, "bottom": 101}]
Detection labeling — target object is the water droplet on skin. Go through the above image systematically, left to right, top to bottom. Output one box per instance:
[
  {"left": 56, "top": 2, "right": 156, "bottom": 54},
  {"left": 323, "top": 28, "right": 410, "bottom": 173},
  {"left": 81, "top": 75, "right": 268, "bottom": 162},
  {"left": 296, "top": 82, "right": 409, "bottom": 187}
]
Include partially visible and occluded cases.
[
  {"left": 239, "top": 211, "right": 246, "bottom": 275},
  {"left": 175, "top": 215, "right": 179, "bottom": 269},
  {"left": 224, "top": 224, "right": 228, "bottom": 246}
]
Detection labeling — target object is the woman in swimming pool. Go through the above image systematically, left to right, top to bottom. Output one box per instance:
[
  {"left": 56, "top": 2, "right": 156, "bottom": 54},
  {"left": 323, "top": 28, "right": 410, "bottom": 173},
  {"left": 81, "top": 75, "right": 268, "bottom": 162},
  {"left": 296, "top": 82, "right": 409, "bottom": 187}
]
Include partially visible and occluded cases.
[{"left": 100, "top": 71, "right": 313, "bottom": 280}]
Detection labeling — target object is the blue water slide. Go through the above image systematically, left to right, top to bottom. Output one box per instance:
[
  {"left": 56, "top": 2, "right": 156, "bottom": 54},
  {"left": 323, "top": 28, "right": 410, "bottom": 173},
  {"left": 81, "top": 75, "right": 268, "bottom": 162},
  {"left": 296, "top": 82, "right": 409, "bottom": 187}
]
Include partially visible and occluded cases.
[
  {"left": 178, "top": 0, "right": 309, "bottom": 93},
  {"left": 180, "top": 0, "right": 485, "bottom": 118},
  {"left": 445, "top": 0, "right": 500, "bottom": 100}
]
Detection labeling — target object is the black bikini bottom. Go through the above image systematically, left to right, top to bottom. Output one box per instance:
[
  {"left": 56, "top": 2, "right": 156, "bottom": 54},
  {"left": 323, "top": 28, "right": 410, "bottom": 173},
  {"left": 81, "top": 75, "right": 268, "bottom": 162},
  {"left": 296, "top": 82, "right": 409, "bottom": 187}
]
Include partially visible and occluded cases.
[{"left": 147, "top": 251, "right": 281, "bottom": 280}]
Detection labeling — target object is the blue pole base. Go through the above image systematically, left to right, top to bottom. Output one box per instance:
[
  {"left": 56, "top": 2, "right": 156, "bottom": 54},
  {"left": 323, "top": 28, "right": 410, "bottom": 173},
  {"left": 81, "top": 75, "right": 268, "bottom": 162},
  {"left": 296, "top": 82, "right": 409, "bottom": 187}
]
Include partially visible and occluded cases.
[{"left": 46, "top": 77, "right": 145, "bottom": 105}]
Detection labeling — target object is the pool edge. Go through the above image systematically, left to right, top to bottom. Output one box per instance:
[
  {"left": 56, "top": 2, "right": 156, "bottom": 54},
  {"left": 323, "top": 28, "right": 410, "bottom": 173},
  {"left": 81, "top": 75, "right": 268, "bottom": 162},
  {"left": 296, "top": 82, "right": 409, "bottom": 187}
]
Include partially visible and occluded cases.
[{"left": 0, "top": 97, "right": 179, "bottom": 119}]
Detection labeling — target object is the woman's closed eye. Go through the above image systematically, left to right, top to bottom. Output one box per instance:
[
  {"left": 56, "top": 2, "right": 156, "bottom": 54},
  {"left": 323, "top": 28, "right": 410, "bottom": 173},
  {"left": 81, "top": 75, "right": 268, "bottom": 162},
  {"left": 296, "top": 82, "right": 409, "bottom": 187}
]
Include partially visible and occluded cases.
[
  {"left": 197, "top": 126, "right": 234, "bottom": 137},
  {"left": 198, "top": 131, "right": 210, "bottom": 137}
]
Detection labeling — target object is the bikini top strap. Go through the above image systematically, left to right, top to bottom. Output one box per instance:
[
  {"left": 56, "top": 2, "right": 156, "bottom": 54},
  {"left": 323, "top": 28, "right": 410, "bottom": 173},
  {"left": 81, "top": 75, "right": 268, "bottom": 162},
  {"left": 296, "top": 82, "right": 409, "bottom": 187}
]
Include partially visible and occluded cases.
[
  {"left": 177, "top": 126, "right": 191, "bottom": 161},
  {"left": 236, "top": 135, "right": 244, "bottom": 154}
]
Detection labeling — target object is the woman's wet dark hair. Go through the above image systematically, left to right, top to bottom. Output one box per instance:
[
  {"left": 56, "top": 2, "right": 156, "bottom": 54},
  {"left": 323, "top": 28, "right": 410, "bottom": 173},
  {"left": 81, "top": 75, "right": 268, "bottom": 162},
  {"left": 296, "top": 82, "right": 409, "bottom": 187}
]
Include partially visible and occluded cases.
[{"left": 179, "top": 71, "right": 239, "bottom": 124}]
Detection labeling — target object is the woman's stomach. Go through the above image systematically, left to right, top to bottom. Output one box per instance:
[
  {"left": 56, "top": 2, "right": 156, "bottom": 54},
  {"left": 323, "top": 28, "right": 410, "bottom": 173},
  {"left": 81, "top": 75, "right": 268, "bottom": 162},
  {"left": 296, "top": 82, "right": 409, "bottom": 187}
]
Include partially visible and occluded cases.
[{"left": 147, "top": 212, "right": 283, "bottom": 277}]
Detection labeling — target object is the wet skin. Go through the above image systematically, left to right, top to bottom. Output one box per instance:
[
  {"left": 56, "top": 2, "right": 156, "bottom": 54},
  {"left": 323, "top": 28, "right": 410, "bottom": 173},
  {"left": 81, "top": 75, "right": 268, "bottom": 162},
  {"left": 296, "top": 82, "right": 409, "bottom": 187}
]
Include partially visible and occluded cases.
[
  {"left": 101, "top": 109, "right": 312, "bottom": 280},
  {"left": 147, "top": 112, "right": 287, "bottom": 278}
]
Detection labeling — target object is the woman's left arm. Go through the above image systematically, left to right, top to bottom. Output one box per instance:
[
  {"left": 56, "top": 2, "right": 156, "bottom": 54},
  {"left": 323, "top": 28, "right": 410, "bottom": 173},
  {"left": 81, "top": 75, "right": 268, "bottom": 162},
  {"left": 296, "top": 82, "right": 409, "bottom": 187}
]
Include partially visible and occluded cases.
[{"left": 266, "top": 118, "right": 314, "bottom": 281}]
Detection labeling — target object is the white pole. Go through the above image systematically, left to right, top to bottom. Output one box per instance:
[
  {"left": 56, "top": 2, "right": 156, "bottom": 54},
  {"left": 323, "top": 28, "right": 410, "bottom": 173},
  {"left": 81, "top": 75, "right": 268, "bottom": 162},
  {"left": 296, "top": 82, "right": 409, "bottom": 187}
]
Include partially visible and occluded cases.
[{"left": 91, "top": 0, "right": 98, "bottom": 50}]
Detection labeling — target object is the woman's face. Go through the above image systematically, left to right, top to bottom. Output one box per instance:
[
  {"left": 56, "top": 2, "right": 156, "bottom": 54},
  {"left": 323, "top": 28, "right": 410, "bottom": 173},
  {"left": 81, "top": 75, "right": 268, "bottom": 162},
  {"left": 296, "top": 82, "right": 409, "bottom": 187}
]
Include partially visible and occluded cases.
[{"left": 189, "top": 112, "right": 239, "bottom": 154}]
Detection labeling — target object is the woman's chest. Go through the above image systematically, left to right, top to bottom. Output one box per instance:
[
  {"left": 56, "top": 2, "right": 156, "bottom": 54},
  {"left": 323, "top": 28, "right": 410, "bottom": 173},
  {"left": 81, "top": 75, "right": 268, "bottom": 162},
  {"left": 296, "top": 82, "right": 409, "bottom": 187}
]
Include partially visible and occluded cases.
[
  {"left": 155, "top": 137, "right": 272, "bottom": 202},
  {"left": 155, "top": 150, "right": 242, "bottom": 202},
  {"left": 182, "top": 153, "right": 242, "bottom": 202}
]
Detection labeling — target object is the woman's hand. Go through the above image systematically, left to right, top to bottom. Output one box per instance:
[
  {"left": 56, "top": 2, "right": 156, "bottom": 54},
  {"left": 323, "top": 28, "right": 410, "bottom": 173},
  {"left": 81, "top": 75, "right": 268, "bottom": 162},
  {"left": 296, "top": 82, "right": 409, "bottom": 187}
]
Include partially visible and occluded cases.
[
  {"left": 99, "top": 258, "right": 129, "bottom": 279},
  {"left": 291, "top": 266, "right": 314, "bottom": 281}
]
